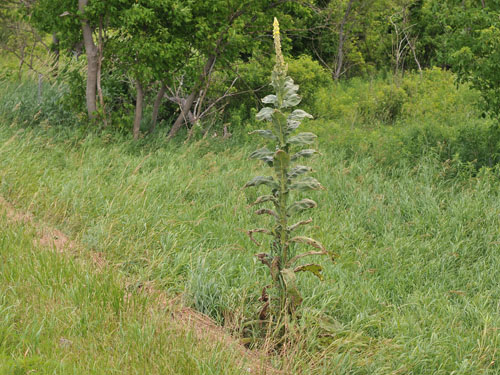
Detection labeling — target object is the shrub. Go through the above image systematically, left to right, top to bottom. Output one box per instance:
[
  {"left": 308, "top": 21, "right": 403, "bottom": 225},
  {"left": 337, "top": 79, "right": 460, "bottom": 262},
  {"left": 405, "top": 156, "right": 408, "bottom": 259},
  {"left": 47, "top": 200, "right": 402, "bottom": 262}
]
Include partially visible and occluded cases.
[{"left": 287, "top": 55, "right": 332, "bottom": 110}]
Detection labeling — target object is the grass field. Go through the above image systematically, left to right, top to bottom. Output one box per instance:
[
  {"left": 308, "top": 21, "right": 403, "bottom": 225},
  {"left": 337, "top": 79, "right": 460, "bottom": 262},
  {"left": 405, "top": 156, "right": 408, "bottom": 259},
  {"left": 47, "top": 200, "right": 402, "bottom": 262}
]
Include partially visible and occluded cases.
[
  {"left": 0, "top": 118, "right": 498, "bottom": 374},
  {"left": 0, "top": 197, "right": 270, "bottom": 374}
]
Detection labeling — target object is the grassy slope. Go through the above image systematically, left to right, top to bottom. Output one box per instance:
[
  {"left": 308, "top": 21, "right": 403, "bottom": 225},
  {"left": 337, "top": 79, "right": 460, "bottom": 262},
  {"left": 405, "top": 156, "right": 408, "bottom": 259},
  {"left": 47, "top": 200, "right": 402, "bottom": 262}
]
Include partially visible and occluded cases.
[
  {"left": 0, "top": 122, "right": 498, "bottom": 374},
  {"left": 0, "top": 205, "right": 257, "bottom": 374}
]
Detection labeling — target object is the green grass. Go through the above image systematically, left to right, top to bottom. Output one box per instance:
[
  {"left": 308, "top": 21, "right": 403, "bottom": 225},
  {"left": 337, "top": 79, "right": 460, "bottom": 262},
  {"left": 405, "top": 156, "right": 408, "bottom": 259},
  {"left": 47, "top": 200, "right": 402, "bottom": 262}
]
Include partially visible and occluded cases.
[
  {"left": 0, "top": 71, "right": 499, "bottom": 374},
  {"left": 0, "top": 121, "right": 498, "bottom": 374},
  {"left": 0, "top": 208, "right": 258, "bottom": 374}
]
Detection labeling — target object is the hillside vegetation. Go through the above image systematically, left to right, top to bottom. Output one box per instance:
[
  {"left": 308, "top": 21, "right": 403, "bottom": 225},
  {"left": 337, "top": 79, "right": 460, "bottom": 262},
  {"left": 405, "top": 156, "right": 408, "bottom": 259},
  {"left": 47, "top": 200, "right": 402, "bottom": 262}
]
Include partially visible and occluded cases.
[
  {"left": 1, "top": 0, "right": 500, "bottom": 372},
  {"left": 0, "top": 74, "right": 499, "bottom": 373}
]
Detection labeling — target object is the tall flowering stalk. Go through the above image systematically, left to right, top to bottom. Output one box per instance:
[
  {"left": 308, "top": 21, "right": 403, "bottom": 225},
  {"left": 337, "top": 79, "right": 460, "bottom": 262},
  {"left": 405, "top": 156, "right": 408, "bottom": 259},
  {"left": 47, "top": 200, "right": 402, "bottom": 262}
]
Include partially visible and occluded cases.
[{"left": 245, "top": 18, "right": 330, "bottom": 318}]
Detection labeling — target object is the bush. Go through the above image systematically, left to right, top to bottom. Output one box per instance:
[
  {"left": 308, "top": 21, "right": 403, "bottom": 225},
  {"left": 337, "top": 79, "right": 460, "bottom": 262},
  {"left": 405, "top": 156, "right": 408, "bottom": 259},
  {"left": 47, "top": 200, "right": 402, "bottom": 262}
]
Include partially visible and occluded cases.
[
  {"left": 225, "top": 54, "right": 332, "bottom": 128},
  {"left": 287, "top": 54, "right": 332, "bottom": 110},
  {"left": 310, "top": 68, "right": 500, "bottom": 170},
  {"left": 313, "top": 76, "right": 408, "bottom": 126}
]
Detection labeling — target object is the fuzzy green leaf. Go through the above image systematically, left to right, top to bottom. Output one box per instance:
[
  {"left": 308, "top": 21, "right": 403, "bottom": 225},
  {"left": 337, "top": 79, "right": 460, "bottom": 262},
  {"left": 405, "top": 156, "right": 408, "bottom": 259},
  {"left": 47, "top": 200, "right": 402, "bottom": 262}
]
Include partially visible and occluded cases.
[
  {"left": 283, "top": 77, "right": 299, "bottom": 97},
  {"left": 283, "top": 93, "right": 301, "bottom": 108},
  {"left": 262, "top": 95, "right": 277, "bottom": 105},
  {"left": 256, "top": 107, "right": 275, "bottom": 121},
  {"left": 288, "top": 109, "right": 313, "bottom": 121},
  {"left": 287, "top": 119, "right": 301, "bottom": 134},
  {"left": 249, "top": 129, "right": 278, "bottom": 141},
  {"left": 288, "top": 132, "right": 317, "bottom": 145},
  {"left": 250, "top": 147, "right": 274, "bottom": 166},
  {"left": 250, "top": 147, "right": 273, "bottom": 159},
  {"left": 290, "top": 149, "right": 318, "bottom": 161},
  {"left": 288, "top": 165, "right": 312, "bottom": 179},
  {"left": 244, "top": 176, "right": 278, "bottom": 189},
  {"left": 289, "top": 177, "right": 324, "bottom": 191},
  {"left": 287, "top": 199, "right": 317, "bottom": 215},
  {"left": 294, "top": 263, "right": 324, "bottom": 281}
]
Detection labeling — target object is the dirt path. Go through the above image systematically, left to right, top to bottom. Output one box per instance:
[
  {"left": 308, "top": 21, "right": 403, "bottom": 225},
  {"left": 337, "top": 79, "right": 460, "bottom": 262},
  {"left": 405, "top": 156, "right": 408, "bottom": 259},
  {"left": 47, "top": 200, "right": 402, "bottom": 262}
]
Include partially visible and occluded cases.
[{"left": 0, "top": 195, "right": 279, "bottom": 375}]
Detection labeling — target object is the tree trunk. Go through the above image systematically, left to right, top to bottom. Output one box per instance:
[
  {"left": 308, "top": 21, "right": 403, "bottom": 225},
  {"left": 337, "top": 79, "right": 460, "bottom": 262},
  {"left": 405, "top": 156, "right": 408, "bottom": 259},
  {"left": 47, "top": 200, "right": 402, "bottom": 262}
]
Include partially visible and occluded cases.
[
  {"left": 78, "top": 0, "right": 98, "bottom": 119},
  {"left": 334, "top": 0, "right": 355, "bottom": 81},
  {"left": 167, "top": 54, "right": 216, "bottom": 139},
  {"left": 133, "top": 80, "right": 144, "bottom": 140},
  {"left": 149, "top": 83, "right": 166, "bottom": 134}
]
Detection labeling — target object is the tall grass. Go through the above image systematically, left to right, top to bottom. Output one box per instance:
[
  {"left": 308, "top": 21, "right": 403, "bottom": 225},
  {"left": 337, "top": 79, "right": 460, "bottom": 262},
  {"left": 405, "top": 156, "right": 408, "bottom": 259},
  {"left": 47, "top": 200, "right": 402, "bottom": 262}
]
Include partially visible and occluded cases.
[
  {"left": 0, "top": 73, "right": 499, "bottom": 373},
  {"left": 0, "top": 118, "right": 498, "bottom": 373},
  {"left": 0, "top": 212, "right": 253, "bottom": 374}
]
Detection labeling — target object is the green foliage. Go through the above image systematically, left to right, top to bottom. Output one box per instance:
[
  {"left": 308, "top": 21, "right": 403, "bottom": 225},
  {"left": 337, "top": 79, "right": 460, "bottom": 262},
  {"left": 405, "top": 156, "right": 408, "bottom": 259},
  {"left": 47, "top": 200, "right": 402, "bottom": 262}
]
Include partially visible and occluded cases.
[
  {"left": 408, "top": 0, "right": 500, "bottom": 117},
  {"left": 244, "top": 19, "right": 329, "bottom": 320},
  {"left": 287, "top": 55, "right": 332, "bottom": 110},
  {"left": 308, "top": 68, "right": 500, "bottom": 170},
  {"left": 313, "top": 75, "right": 408, "bottom": 125}
]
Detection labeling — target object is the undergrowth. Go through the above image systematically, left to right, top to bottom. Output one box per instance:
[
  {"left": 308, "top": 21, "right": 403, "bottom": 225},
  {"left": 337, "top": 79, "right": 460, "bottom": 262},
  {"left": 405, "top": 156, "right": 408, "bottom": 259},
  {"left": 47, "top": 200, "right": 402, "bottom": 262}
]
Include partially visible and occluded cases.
[
  {"left": 0, "top": 59, "right": 499, "bottom": 373},
  {"left": 0, "top": 120, "right": 498, "bottom": 373}
]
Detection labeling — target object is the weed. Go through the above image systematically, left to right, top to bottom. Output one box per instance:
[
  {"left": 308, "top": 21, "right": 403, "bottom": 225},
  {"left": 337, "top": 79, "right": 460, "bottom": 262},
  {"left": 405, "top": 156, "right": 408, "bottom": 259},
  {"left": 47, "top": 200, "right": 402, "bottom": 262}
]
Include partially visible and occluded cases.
[{"left": 244, "top": 19, "right": 331, "bottom": 325}]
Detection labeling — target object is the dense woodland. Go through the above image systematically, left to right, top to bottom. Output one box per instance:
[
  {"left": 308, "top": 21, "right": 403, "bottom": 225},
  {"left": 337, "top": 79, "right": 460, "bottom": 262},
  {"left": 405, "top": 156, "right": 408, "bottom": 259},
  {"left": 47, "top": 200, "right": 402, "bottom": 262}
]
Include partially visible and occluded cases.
[{"left": 0, "top": 1, "right": 499, "bottom": 374}]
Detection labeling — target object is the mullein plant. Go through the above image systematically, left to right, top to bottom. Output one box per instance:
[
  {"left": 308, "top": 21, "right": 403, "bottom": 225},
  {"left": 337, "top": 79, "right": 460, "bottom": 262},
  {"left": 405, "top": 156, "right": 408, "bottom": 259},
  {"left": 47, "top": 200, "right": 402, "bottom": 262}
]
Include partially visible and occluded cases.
[{"left": 245, "top": 18, "right": 331, "bottom": 321}]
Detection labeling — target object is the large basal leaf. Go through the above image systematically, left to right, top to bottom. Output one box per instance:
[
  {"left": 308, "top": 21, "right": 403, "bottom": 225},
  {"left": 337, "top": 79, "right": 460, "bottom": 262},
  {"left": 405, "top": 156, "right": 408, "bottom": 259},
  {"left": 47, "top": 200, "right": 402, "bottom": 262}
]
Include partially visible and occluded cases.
[
  {"left": 262, "top": 95, "right": 277, "bottom": 106},
  {"left": 256, "top": 107, "right": 275, "bottom": 121},
  {"left": 288, "top": 109, "right": 313, "bottom": 121},
  {"left": 249, "top": 129, "right": 278, "bottom": 141},
  {"left": 288, "top": 132, "right": 317, "bottom": 145},
  {"left": 290, "top": 149, "right": 318, "bottom": 161},
  {"left": 274, "top": 150, "right": 290, "bottom": 183},
  {"left": 288, "top": 165, "right": 312, "bottom": 179},
  {"left": 244, "top": 176, "right": 278, "bottom": 189},
  {"left": 289, "top": 177, "right": 324, "bottom": 191},
  {"left": 287, "top": 198, "right": 317, "bottom": 215},
  {"left": 289, "top": 236, "right": 326, "bottom": 251},
  {"left": 294, "top": 263, "right": 324, "bottom": 281},
  {"left": 280, "top": 268, "right": 303, "bottom": 309}
]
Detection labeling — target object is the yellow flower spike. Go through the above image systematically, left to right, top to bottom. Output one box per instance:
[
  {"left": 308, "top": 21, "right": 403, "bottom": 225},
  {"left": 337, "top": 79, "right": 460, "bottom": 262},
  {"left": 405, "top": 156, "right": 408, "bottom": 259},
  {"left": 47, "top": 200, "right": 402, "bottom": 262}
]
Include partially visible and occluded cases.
[{"left": 273, "top": 17, "right": 286, "bottom": 72}]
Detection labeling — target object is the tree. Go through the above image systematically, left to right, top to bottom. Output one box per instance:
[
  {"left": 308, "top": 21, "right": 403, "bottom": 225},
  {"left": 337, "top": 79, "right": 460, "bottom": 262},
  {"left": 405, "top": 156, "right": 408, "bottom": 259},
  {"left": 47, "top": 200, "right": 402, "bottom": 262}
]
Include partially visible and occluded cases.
[
  {"left": 111, "top": 0, "right": 192, "bottom": 139},
  {"left": 166, "top": 0, "right": 305, "bottom": 139}
]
